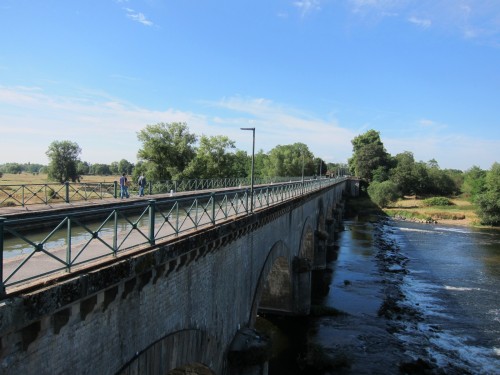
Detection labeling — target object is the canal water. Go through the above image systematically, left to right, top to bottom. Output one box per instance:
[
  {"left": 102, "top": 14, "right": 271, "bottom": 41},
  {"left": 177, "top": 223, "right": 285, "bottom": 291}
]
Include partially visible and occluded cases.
[{"left": 267, "top": 215, "right": 500, "bottom": 374}]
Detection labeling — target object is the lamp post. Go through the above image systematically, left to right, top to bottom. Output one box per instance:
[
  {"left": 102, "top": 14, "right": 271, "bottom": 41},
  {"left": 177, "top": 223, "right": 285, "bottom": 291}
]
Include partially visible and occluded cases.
[
  {"left": 241, "top": 127, "right": 255, "bottom": 213},
  {"left": 301, "top": 150, "right": 305, "bottom": 194}
]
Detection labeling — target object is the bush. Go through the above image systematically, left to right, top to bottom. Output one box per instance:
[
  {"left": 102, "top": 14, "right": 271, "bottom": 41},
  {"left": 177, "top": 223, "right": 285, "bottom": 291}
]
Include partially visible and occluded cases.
[
  {"left": 367, "top": 181, "right": 400, "bottom": 208},
  {"left": 476, "top": 191, "right": 500, "bottom": 226},
  {"left": 422, "top": 197, "right": 453, "bottom": 207}
]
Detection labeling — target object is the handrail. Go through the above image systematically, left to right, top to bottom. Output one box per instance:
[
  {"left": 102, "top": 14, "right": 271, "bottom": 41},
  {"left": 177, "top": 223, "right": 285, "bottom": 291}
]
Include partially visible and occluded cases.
[
  {"left": 0, "top": 176, "right": 316, "bottom": 207},
  {"left": 0, "top": 177, "right": 348, "bottom": 296}
]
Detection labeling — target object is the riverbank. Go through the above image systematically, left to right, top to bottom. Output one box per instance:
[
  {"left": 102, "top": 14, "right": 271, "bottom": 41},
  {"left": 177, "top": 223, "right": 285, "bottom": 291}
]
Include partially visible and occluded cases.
[{"left": 384, "top": 195, "right": 479, "bottom": 227}]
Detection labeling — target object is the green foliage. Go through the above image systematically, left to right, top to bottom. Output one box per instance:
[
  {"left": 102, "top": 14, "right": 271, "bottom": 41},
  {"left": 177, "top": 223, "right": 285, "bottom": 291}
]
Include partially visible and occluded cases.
[
  {"left": 137, "top": 122, "right": 197, "bottom": 180},
  {"left": 348, "top": 130, "right": 390, "bottom": 181},
  {"left": 182, "top": 135, "right": 236, "bottom": 179},
  {"left": 45, "top": 140, "right": 82, "bottom": 183},
  {"left": 263, "top": 143, "right": 314, "bottom": 177},
  {"left": 118, "top": 159, "right": 134, "bottom": 175},
  {"left": 77, "top": 161, "right": 90, "bottom": 176},
  {"left": 0, "top": 162, "right": 45, "bottom": 174},
  {"left": 91, "top": 163, "right": 112, "bottom": 175},
  {"left": 475, "top": 163, "right": 500, "bottom": 226},
  {"left": 462, "top": 166, "right": 487, "bottom": 201},
  {"left": 367, "top": 180, "right": 400, "bottom": 208},
  {"left": 422, "top": 197, "right": 453, "bottom": 207}
]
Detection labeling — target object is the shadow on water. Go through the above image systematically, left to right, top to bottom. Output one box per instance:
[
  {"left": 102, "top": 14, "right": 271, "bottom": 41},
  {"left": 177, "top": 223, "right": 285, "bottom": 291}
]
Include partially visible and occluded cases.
[{"left": 260, "top": 195, "right": 393, "bottom": 374}]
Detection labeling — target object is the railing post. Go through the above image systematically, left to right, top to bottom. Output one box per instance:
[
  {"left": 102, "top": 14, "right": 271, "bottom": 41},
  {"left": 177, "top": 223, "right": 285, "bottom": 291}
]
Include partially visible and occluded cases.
[
  {"left": 65, "top": 181, "right": 70, "bottom": 203},
  {"left": 113, "top": 181, "right": 118, "bottom": 198},
  {"left": 22, "top": 185, "right": 25, "bottom": 207},
  {"left": 245, "top": 188, "right": 249, "bottom": 214},
  {"left": 211, "top": 193, "right": 216, "bottom": 225},
  {"left": 148, "top": 199, "right": 156, "bottom": 245},
  {"left": 113, "top": 210, "right": 118, "bottom": 254},
  {"left": 66, "top": 216, "right": 72, "bottom": 272},
  {"left": 0, "top": 217, "right": 6, "bottom": 297}
]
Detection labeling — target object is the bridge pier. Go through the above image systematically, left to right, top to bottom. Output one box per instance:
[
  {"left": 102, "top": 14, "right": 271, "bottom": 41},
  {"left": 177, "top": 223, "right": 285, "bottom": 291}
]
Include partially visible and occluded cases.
[
  {"left": 292, "top": 256, "right": 312, "bottom": 315},
  {"left": 228, "top": 328, "right": 271, "bottom": 375}
]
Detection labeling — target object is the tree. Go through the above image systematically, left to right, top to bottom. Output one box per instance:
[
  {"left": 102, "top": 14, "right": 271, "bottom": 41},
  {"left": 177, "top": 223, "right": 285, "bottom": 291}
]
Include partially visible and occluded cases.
[
  {"left": 137, "top": 122, "right": 197, "bottom": 180},
  {"left": 348, "top": 130, "right": 390, "bottom": 181},
  {"left": 183, "top": 135, "right": 236, "bottom": 179},
  {"left": 46, "top": 140, "right": 82, "bottom": 182},
  {"left": 263, "top": 143, "right": 314, "bottom": 177},
  {"left": 231, "top": 150, "right": 250, "bottom": 178},
  {"left": 253, "top": 150, "right": 268, "bottom": 178},
  {"left": 390, "top": 152, "right": 418, "bottom": 195},
  {"left": 314, "top": 158, "right": 328, "bottom": 177},
  {"left": 118, "top": 159, "right": 134, "bottom": 175},
  {"left": 77, "top": 161, "right": 91, "bottom": 176},
  {"left": 1, "top": 163, "right": 23, "bottom": 174},
  {"left": 91, "top": 163, "right": 112, "bottom": 175},
  {"left": 476, "top": 163, "right": 500, "bottom": 226},
  {"left": 462, "top": 166, "right": 487, "bottom": 201}
]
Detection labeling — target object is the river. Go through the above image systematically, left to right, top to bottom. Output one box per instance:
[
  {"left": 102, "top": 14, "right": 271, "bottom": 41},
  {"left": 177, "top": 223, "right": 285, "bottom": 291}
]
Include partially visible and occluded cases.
[{"left": 267, "top": 215, "right": 500, "bottom": 374}]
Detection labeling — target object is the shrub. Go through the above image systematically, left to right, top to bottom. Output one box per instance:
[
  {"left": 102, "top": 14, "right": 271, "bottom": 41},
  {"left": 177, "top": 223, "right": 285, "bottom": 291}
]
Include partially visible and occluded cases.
[
  {"left": 367, "top": 181, "right": 400, "bottom": 208},
  {"left": 476, "top": 191, "right": 500, "bottom": 226},
  {"left": 422, "top": 197, "right": 453, "bottom": 207}
]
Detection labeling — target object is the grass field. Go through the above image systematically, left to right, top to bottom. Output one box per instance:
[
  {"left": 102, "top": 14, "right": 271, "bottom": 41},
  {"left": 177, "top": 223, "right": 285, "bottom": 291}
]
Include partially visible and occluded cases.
[
  {"left": 0, "top": 173, "right": 121, "bottom": 185},
  {"left": 0, "top": 173, "right": 122, "bottom": 207},
  {"left": 384, "top": 195, "right": 479, "bottom": 226}
]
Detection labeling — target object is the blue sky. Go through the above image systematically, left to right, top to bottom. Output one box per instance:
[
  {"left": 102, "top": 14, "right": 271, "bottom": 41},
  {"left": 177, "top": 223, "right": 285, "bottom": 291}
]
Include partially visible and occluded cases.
[{"left": 1, "top": 0, "right": 499, "bottom": 171}]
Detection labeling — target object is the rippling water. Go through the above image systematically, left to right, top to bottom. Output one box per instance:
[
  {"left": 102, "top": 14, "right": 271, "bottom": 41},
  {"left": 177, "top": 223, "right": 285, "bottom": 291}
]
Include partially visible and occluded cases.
[
  {"left": 269, "top": 217, "right": 500, "bottom": 374},
  {"left": 391, "top": 221, "right": 500, "bottom": 373}
]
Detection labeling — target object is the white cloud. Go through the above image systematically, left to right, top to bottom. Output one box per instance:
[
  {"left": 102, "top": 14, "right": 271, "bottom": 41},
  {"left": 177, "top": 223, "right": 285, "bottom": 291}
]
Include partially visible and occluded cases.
[
  {"left": 293, "top": 0, "right": 322, "bottom": 16},
  {"left": 347, "top": 0, "right": 500, "bottom": 44},
  {"left": 125, "top": 8, "right": 153, "bottom": 26},
  {"left": 408, "top": 16, "right": 432, "bottom": 29},
  {"left": 0, "top": 86, "right": 355, "bottom": 165},
  {"left": 1, "top": 86, "right": 497, "bottom": 170}
]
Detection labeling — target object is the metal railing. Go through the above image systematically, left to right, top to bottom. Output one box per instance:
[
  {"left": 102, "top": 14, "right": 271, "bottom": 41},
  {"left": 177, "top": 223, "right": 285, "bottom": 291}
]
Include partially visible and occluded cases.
[
  {"left": 0, "top": 177, "right": 347, "bottom": 296},
  {"left": 0, "top": 177, "right": 310, "bottom": 207}
]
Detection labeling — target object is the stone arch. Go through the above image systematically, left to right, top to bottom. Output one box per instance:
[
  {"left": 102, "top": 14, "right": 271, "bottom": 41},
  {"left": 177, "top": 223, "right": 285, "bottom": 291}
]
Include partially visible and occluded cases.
[
  {"left": 248, "top": 241, "right": 293, "bottom": 325},
  {"left": 116, "top": 329, "right": 219, "bottom": 375}
]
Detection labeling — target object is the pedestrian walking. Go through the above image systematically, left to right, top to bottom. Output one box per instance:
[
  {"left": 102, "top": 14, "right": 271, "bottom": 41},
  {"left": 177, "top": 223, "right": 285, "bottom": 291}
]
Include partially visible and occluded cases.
[
  {"left": 119, "top": 173, "right": 130, "bottom": 198},
  {"left": 138, "top": 174, "right": 147, "bottom": 196}
]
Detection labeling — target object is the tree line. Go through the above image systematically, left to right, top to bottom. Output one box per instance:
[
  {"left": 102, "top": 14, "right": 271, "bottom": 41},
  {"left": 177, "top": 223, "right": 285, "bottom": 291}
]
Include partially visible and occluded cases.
[
  {"left": 1, "top": 122, "right": 344, "bottom": 184},
  {"left": 3, "top": 124, "right": 497, "bottom": 226},
  {"left": 349, "top": 129, "right": 500, "bottom": 226}
]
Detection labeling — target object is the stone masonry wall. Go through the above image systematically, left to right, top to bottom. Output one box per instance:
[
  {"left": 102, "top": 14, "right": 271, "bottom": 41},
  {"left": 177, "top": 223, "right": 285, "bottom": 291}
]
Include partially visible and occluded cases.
[{"left": 0, "top": 181, "right": 351, "bottom": 375}]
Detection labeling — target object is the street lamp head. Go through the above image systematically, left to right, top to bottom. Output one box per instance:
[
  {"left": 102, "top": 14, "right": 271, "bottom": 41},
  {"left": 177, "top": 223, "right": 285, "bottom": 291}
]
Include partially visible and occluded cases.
[{"left": 240, "top": 127, "right": 255, "bottom": 131}]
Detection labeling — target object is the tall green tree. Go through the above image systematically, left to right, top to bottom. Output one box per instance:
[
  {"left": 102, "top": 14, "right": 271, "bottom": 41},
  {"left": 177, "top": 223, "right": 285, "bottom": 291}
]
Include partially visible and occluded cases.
[
  {"left": 137, "top": 122, "right": 197, "bottom": 180},
  {"left": 348, "top": 130, "right": 390, "bottom": 181},
  {"left": 183, "top": 135, "right": 236, "bottom": 179},
  {"left": 46, "top": 140, "right": 82, "bottom": 182},
  {"left": 263, "top": 143, "right": 314, "bottom": 177},
  {"left": 231, "top": 150, "right": 250, "bottom": 178},
  {"left": 389, "top": 152, "right": 418, "bottom": 195},
  {"left": 118, "top": 159, "right": 134, "bottom": 175},
  {"left": 77, "top": 161, "right": 91, "bottom": 176},
  {"left": 91, "top": 163, "right": 112, "bottom": 175},
  {"left": 476, "top": 163, "right": 500, "bottom": 226},
  {"left": 462, "top": 166, "right": 487, "bottom": 201}
]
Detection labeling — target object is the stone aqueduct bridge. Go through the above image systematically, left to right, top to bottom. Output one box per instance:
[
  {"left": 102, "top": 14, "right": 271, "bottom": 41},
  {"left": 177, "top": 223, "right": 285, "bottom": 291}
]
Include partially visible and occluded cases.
[{"left": 0, "top": 179, "right": 359, "bottom": 375}]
